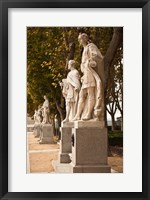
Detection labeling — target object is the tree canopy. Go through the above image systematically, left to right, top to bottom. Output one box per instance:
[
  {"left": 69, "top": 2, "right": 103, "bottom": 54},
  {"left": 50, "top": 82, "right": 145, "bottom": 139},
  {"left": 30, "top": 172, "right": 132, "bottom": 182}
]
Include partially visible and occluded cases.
[{"left": 27, "top": 27, "right": 123, "bottom": 125}]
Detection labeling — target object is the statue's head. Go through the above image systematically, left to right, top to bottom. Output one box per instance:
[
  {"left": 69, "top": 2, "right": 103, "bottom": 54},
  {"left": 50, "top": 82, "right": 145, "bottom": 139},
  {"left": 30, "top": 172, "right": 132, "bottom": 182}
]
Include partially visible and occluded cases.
[
  {"left": 78, "top": 33, "right": 89, "bottom": 46},
  {"left": 68, "top": 60, "right": 76, "bottom": 70},
  {"left": 44, "top": 95, "right": 47, "bottom": 100},
  {"left": 38, "top": 105, "right": 41, "bottom": 109},
  {"left": 35, "top": 109, "right": 38, "bottom": 113}
]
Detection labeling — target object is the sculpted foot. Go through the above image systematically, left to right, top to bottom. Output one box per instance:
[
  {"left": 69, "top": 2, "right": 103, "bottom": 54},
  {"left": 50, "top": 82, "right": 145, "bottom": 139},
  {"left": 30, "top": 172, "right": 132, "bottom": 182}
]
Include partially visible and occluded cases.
[
  {"left": 82, "top": 114, "right": 92, "bottom": 121},
  {"left": 72, "top": 116, "right": 81, "bottom": 121},
  {"left": 63, "top": 118, "right": 69, "bottom": 122}
]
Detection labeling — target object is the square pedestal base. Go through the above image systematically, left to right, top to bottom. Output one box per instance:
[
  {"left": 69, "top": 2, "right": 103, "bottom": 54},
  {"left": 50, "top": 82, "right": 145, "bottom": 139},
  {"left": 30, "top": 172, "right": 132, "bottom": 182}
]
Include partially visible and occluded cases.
[
  {"left": 59, "top": 122, "right": 73, "bottom": 163},
  {"left": 34, "top": 124, "right": 41, "bottom": 138},
  {"left": 39, "top": 124, "right": 56, "bottom": 144},
  {"left": 71, "top": 124, "right": 111, "bottom": 173},
  {"left": 59, "top": 153, "right": 71, "bottom": 163},
  {"left": 52, "top": 160, "right": 113, "bottom": 173},
  {"left": 52, "top": 160, "right": 72, "bottom": 173},
  {"left": 71, "top": 164, "right": 111, "bottom": 173}
]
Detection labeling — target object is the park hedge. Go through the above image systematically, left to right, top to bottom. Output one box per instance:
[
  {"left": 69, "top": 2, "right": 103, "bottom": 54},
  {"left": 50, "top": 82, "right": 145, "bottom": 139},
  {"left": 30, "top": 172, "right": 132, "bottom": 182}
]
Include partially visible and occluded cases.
[{"left": 108, "top": 130, "right": 123, "bottom": 147}]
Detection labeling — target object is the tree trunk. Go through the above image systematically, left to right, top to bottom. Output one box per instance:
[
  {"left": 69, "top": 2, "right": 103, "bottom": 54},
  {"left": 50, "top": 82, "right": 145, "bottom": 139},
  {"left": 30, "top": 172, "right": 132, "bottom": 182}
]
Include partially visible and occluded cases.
[
  {"left": 103, "top": 27, "right": 123, "bottom": 128},
  {"left": 104, "top": 27, "right": 123, "bottom": 89},
  {"left": 63, "top": 28, "right": 76, "bottom": 72},
  {"left": 94, "top": 28, "right": 100, "bottom": 49},
  {"left": 68, "top": 43, "right": 75, "bottom": 60},
  {"left": 60, "top": 94, "right": 65, "bottom": 109},
  {"left": 55, "top": 101, "right": 65, "bottom": 122},
  {"left": 106, "top": 101, "right": 117, "bottom": 131},
  {"left": 121, "top": 113, "right": 123, "bottom": 132},
  {"left": 111, "top": 114, "right": 116, "bottom": 131}
]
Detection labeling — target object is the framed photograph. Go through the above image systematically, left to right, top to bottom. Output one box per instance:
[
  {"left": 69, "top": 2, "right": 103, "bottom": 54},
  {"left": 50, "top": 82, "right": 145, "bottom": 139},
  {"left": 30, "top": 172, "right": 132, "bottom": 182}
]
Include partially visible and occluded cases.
[{"left": 0, "top": 0, "right": 149, "bottom": 199}]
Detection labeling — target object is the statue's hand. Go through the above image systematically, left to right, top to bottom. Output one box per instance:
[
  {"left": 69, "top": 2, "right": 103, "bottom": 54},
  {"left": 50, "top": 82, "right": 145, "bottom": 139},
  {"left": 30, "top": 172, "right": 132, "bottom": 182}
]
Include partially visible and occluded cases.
[
  {"left": 89, "top": 60, "right": 96, "bottom": 68},
  {"left": 81, "top": 76, "right": 84, "bottom": 83},
  {"left": 74, "top": 87, "right": 79, "bottom": 92}
]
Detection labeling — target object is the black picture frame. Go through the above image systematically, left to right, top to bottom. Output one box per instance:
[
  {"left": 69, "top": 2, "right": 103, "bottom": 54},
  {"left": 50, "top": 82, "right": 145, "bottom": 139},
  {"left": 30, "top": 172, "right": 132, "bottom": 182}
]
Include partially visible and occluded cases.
[{"left": 0, "top": 0, "right": 150, "bottom": 199}]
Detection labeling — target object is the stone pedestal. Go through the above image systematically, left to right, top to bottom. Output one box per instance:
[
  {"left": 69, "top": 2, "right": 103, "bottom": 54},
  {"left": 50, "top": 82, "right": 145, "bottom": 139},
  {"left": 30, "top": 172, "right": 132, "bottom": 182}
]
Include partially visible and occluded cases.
[
  {"left": 59, "top": 121, "right": 74, "bottom": 163},
  {"left": 70, "top": 121, "right": 111, "bottom": 173},
  {"left": 27, "top": 124, "right": 34, "bottom": 132},
  {"left": 33, "top": 124, "right": 37, "bottom": 136},
  {"left": 34, "top": 124, "right": 41, "bottom": 138},
  {"left": 39, "top": 124, "right": 55, "bottom": 144}
]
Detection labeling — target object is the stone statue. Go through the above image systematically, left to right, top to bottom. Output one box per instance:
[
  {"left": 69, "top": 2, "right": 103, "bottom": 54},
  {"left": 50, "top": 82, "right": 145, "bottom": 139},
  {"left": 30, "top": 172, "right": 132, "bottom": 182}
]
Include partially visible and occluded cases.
[
  {"left": 73, "top": 33, "right": 105, "bottom": 121},
  {"left": 60, "top": 60, "right": 81, "bottom": 122},
  {"left": 41, "top": 95, "right": 50, "bottom": 124},
  {"left": 37, "top": 105, "right": 43, "bottom": 123},
  {"left": 33, "top": 109, "right": 39, "bottom": 125},
  {"left": 33, "top": 109, "right": 40, "bottom": 136},
  {"left": 54, "top": 114, "right": 59, "bottom": 137}
]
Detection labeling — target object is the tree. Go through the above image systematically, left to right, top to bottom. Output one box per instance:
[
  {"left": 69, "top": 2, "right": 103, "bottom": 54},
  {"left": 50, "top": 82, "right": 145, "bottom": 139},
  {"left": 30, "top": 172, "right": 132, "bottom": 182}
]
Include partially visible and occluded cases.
[
  {"left": 27, "top": 27, "right": 123, "bottom": 124},
  {"left": 104, "top": 27, "right": 123, "bottom": 89},
  {"left": 106, "top": 41, "right": 123, "bottom": 131},
  {"left": 106, "top": 66, "right": 118, "bottom": 131}
]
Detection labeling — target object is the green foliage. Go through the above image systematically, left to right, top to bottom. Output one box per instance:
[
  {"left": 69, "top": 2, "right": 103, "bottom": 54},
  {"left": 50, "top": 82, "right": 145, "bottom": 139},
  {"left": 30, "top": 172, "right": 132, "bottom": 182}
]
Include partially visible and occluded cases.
[
  {"left": 27, "top": 27, "right": 122, "bottom": 119},
  {"left": 27, "top": 27, "right": 65, "bottom": 116},
  {"left": 106, "top": 43, "right": 123, "bottom": 130},
  {"left": 108, "top": 131, "right": 123, "bottom": 146}
]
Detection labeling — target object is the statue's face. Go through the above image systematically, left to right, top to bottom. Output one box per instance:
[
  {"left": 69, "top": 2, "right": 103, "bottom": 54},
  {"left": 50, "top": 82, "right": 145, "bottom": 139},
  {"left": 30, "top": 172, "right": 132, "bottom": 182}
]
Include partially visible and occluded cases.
[
  {"left": 78, "top": 36, "right": 87, "bottom": 46},
  {"left": 68, "top": 60, "right": 75, "bottom": 70},
  {"left": 68, "top": 61, "right": 72, "bottom": 70},
  {"left": 68, "top": 62, "right": 71, "bottom": 70},
  {"left": 44, "top": 95, "right": 46, "bottom": 100}
]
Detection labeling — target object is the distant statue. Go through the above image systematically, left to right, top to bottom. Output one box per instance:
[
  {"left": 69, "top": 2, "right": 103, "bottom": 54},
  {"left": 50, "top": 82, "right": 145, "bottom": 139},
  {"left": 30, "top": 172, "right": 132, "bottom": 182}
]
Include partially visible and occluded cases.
[
  {"left": 73, "top": 33, "right": 105, "bottom": 121},
  {"left": 60, "top": 60, "right": 81, "bottom": 122},
  {"left": 41, "top": 95, "right": 50, "bottom": 124},
  {"left": 37, "top": 105, "right": 43, "bottom": 123},
  {"left": 33, "top": 109, "right": 39, "bottom": 124},
  {"left": 33, "top": 109, "right": 40, "bottom": 135},
  {"left": 54, "top": 114, "right": 59, "bottom": 136}
]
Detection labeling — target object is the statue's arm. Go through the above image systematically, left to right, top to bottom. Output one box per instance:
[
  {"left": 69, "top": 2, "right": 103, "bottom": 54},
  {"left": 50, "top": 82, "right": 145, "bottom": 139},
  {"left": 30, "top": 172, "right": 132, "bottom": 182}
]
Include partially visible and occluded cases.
[{"left": 88, "top": 44, "right": 98, "bottom": 60}]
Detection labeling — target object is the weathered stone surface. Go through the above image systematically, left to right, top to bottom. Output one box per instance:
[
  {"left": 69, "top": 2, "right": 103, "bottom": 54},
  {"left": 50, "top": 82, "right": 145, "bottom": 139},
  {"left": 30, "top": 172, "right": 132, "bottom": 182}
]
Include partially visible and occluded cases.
[
  {"left": 73, "top": 33, "right": 105, "bottom": 121},
  {"left": 60, "top": 60, "right": 81, "bottom": 122},
  {"left": 41, "top": 96, "right": 51, "bottom": 124},
  {"left": 74, "top": 120, "right": 105, "bottom": 128},
  {"left": 61, "top": 121, "right": 74, "bottom": 128},
  {"left": 59, "top": 122, "right": 73, "bottom": 163},
  {"left": 27, "top": 124, "right": 34, "bottom": 132},
  {"left": 34, "top": 124, "right": 41, "bottom": 138},
  {"left": 39, "top": 124, "right": 56, "bottom": 144},
  {"left": 60, "top": 127, "right": 72, "bottom": 153},
  {"left": 71, "top": 127, "right": 111, "bottom": 173},
  {"left": 59, "top": 152, "right": 71, "bottom": 163},
  {"left": 52, "top": 160, "right": 72, "bottom": 173},
  {"left": 52, "top": 160, "right": 116, "bottom": 173},
  {"left": 71, "top": 164, "right": 111, "bottom": 173}
]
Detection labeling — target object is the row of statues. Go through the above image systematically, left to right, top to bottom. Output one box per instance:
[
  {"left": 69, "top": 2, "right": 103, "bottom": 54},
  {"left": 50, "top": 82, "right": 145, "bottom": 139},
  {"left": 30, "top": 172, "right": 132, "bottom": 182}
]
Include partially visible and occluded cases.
[
  {"left": 33, "top": 33, "right": 105, "bottom": 124},
  {"left": 61, "top": 33, "right": 105, "bottom": 122},
  {"left": 33, "top": 95, "right": 51, "bottom": 125},
  {"left": 33, "top": 96, "right": 60, "bottom": 140}
]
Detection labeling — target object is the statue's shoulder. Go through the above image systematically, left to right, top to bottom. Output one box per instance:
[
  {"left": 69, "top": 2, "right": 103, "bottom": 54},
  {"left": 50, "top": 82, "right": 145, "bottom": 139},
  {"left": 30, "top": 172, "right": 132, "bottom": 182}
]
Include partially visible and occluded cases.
[
  {"left": 87, "top": 43, "right": 97, "bottom": 48},
  {"left": 69, "top": 69, "right": 79, "bottom": 75},
  {"left": 73, "top": 69, "right": 79, "bottom": 74}
]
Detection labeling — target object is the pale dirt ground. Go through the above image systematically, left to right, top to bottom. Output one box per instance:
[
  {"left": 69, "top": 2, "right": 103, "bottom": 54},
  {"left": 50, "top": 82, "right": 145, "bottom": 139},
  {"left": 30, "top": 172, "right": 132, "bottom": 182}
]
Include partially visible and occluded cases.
[{"left": 28, "top": 132, "right": 123, "bottom": 173}]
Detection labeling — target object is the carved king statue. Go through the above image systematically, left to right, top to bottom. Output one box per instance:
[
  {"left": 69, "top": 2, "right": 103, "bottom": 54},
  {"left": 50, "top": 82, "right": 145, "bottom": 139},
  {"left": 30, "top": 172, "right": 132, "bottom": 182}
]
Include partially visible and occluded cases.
[
  {"left": 73, "top": 33, "right": 105, "bottom": 121},
  {"left": 60, "top": 60, "right": 81, "bottom": 122}
]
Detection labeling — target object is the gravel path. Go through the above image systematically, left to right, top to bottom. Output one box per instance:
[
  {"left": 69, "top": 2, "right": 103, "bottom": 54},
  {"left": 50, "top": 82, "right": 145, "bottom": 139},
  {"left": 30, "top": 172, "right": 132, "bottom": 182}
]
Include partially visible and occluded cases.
[{"left": 27, "top": 132, "right": 123, "bottom": 173}]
